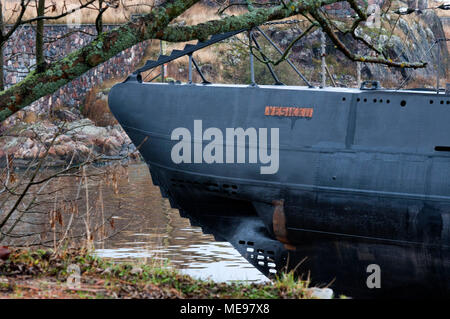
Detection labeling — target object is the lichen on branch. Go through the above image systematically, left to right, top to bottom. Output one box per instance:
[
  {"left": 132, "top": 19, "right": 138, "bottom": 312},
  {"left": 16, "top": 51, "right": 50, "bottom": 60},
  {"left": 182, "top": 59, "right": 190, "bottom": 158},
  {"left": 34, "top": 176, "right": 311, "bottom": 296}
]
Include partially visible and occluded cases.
[
  {"left": 0, "top": 0, "right": 430, "bottom": 123},
  {"left": 0, "top": 0, "right": 200, "bottom": 122}
]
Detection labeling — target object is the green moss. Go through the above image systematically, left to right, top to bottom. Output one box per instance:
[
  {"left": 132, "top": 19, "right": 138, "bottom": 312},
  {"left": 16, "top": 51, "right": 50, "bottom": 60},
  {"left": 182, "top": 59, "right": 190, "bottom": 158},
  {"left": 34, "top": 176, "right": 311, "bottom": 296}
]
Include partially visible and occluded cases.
[{"left": 0, "top": 108, "right": 13, "bottom": 121}]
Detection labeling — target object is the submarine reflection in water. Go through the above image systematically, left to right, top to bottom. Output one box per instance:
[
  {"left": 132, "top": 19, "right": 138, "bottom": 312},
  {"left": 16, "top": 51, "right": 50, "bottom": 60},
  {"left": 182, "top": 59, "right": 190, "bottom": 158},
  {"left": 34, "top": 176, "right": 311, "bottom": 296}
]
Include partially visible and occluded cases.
[
  {"left": 109, "top": 82, "right": 450, "bottom": 298},
  {"left": 178, "top": 207, "right": 450, "bottom": 298}
]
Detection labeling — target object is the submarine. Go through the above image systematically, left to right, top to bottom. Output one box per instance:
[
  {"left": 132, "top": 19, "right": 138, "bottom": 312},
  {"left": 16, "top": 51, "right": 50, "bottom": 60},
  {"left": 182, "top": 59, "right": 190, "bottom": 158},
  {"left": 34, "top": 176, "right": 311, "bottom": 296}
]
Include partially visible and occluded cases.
[{"left": 108, "top": 29, "right": 450, "bottom": 298}]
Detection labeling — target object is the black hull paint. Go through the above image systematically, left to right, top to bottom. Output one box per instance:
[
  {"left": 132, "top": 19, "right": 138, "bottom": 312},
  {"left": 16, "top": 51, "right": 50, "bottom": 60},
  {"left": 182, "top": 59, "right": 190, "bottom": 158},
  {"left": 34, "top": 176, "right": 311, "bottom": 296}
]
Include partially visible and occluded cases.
[
  {"left": 109, "top": 82, "right": 450, "bottom": 298},
  {"left": 149, "top": 164, "right": 450, "bottom": 298}
]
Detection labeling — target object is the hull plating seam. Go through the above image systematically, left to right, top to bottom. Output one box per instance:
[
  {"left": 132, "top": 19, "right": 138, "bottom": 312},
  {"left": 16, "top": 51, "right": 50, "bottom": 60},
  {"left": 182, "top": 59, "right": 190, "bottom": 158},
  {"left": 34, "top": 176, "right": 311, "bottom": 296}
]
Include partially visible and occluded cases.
[
  {"left": 121, "top": 124, "right": 450, "bottom": 158},
  {"left": 147, "top": 161, "right": 450, "bottom": 203},
  {"left": 286, "top": 226, "right": 450, "bottom": 248}
]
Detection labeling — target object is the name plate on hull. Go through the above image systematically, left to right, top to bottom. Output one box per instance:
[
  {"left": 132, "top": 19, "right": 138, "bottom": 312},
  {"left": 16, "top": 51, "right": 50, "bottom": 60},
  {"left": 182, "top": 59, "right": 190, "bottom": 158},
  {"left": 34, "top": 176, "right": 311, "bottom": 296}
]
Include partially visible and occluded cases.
[{"left": 265, "top": 106, "right": 314, "bottom": 118}]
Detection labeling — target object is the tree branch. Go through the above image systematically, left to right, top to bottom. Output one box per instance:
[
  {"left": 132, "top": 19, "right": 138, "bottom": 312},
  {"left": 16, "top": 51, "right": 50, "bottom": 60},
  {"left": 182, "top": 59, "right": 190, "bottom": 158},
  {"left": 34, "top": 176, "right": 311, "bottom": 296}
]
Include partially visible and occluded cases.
[
  {"left": 0, "top": 0, "right": 200, "bottom": 121},
  {"left": 0, "top": 0, "right": 430, "bottom": 123},
  {"left": 0, "top": 0, "right": 334, "bottom": 121},
  {"left": 158, "top": 0, "right": 340, "bottom": 42},
  {"left": 309, "top": 9, "right": 427, "bottom": 69},
  {"left": 250, "top": 22, "right": 318, "bottom": 66}
]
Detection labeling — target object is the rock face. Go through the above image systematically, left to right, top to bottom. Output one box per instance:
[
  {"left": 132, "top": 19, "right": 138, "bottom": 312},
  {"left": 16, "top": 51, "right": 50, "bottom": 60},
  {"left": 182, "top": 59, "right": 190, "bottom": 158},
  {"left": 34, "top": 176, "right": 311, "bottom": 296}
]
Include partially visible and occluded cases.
[
  {"left": 261, "top": 10, "right": 448, "bottom": 87},
  {"left": 365, "top": 11, "right": 449, "bottom": 85},
  {"left": 0, "top": 23, "right": 147, "bottom": 168},
  {"left": 0, "top": 118, "right": 139, "bottom": 167}
]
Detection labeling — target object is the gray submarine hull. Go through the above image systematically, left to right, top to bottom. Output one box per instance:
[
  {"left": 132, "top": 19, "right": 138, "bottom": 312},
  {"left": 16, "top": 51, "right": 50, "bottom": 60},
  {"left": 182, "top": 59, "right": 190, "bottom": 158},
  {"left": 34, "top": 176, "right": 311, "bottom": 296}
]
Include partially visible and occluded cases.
[{"left": 109, "top": 81, "right": 450, "bottom": 298}]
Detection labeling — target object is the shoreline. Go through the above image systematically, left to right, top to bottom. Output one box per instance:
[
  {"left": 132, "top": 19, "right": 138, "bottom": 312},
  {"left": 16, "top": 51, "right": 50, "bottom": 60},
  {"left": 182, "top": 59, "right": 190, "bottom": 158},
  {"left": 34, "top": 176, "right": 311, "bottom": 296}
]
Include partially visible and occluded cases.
[
  {"left": 0, "top": 117, "right": 141, "bottom": 169},
  {"left": 0, "top": 247, "right": 335, "bottom": 299}
]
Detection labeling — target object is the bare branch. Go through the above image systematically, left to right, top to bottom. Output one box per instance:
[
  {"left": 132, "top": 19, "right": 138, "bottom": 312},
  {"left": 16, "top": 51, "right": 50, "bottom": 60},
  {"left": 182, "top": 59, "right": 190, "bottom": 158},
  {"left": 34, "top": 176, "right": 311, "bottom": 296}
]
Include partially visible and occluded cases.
[
  {"left": 310, "top": 8, "right": 427, "bottom": 69},
  {"left": 251, "top": 22, "right": 318, "bottom": 66}
]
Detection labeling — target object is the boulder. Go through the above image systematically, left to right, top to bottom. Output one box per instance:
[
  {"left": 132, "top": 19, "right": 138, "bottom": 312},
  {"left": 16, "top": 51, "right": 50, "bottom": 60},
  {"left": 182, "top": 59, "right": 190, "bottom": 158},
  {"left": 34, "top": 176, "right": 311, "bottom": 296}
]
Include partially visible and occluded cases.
[
  {"left": 54, "top": 109, "right": 79, "bottom": 122},
  {"left": 23, "top": 111, "right": 38, "bottom": 124},
  {"left": 0, "top": 117, "right": 136, "bottom": 166},
  {"left": 55, "top": 134, "right": 73, "bottom": 145},
  {"left": 307, "top": 287, "right": 334, "bottom": 299}
]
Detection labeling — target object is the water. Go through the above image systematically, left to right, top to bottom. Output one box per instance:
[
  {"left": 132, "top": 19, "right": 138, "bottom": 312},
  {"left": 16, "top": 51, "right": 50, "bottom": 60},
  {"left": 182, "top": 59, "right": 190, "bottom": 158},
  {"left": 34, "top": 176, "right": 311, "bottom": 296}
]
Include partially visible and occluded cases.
[{"left": 91, "top": 163, "right": 268, "bottom": 283}]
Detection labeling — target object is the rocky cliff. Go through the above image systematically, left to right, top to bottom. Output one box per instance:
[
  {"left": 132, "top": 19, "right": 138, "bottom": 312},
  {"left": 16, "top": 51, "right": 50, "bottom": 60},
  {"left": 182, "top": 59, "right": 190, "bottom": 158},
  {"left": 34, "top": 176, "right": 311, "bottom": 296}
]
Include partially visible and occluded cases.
[{"left": 260, "top": 9, "right": 448, "bottom": 87}]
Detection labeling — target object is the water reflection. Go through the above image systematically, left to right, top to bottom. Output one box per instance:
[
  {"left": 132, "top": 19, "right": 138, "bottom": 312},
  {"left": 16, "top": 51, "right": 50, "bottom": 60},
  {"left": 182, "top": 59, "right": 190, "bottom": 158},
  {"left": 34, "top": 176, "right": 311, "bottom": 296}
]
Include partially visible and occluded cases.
[
  {"left": 94, "top": 163, "right": 268, "bottom": 283},
  {"left": 96, "top": 242, "right": 268, "bottom": 282}
]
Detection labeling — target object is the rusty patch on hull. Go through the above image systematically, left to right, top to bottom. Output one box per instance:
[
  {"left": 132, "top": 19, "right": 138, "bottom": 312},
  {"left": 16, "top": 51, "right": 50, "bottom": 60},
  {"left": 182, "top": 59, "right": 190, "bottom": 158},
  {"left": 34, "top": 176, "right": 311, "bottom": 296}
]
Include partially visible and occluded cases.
[{"left": 272, "top": 199, "right": 296, "bottom": 251}]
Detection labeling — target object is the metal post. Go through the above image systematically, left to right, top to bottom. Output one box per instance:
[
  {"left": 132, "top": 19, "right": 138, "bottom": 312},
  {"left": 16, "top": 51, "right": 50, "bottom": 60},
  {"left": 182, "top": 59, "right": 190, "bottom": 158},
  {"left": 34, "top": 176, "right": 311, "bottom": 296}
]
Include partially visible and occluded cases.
[
  {"left": 255, "top": 26, "right": 312, "bottom": 87},
  {"left": 249, "top": 30, "right": 255, "bottom": 86},
  {"left": 321, "top": 31, "right": 326, "bottom": 88},
  {"left": 251, "top": 33, "right": 283, "bottom": 85},
  {"left": 436, "top": 39, "right": 440, "bottom": 94},
  {"left": 160, "top": 40, "right": 165, "bottom": 83},
  {"left": 356, "top": 43, "right": 361, "bottom": 88},
  {"left": 188, "top": 53, "right": 193, "bottom": 84},
  {"left": 192, "top": 57, "right": 211, "bottom": 84},
  {"left": 357, "top": 62, "right": 361, "bottom": 88}
]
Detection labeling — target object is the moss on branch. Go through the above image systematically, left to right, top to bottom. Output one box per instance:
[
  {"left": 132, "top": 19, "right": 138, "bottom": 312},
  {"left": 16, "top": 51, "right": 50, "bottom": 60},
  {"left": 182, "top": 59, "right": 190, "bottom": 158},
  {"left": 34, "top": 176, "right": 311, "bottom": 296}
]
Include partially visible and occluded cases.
[
  {"left": 0, "top": 0, "right": 200, "bottom": 122},
  {"left": 0, "top": 0, "right": 429, "bottom": 123}
]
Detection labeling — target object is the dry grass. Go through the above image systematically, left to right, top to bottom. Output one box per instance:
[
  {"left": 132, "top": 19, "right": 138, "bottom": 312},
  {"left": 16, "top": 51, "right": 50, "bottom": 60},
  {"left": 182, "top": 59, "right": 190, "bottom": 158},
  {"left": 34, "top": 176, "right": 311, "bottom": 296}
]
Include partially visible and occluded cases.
[
  {"left": 3, "top": 0, "right": 156, "bottom": 25},
  {"left": 2, "top": 1, "right": 242, "bottom": 25},
  {"left": 174, "top": 2, "right": 223, "bottom": 26},
  {"left": 443, "top": 25, "right": 450, "bottom": 53},
  {"left": 136, "top": 33, "right": 239, "bottom": 84}
]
